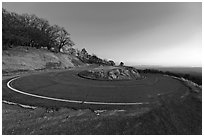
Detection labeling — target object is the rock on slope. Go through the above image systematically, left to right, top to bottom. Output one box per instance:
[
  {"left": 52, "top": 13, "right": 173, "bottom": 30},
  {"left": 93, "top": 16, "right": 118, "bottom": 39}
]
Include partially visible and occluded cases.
[{"left": 2, "top": 46, "right": 84, "bottom": 73}]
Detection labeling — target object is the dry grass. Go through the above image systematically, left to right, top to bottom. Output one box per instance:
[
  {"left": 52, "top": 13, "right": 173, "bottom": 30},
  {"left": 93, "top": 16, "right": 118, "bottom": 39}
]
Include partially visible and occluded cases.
[{"left": 2, "top": 46, "right": 82, "bottom": 73}]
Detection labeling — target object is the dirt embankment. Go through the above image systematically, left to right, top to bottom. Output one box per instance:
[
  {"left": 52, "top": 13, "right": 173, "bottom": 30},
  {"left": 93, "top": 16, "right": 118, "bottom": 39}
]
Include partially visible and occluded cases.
[{"left": 2, "top": 46, "right": 85, "bottom": 74}]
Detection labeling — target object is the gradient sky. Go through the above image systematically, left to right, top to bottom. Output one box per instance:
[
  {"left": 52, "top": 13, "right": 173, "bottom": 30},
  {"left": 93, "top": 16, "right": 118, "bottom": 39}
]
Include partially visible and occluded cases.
[{"left": 3, "top": 2, "right": 202, "bottom": 67}]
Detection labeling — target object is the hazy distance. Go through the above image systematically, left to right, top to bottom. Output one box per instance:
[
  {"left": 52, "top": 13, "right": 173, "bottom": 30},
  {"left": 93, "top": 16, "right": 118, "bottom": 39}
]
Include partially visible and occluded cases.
[{"left": 3, "top": 2, "right": 202, "bottom": 67}]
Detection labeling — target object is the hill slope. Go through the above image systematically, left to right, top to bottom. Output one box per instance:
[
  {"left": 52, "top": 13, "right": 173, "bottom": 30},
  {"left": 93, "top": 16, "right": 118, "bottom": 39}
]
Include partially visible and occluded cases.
[{"left": 2, "top": 46, "right": 84, "bottom": 74}]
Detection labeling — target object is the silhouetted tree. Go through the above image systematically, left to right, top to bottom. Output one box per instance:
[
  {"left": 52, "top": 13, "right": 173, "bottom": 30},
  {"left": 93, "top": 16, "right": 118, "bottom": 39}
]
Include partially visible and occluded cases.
[
  {"left": 54, "top": 26, "right": 74, "bottom": 52},
  {"left": 81, "top": 48, "right": 88, "bottom": 55},
  {"left": 108, "top": 60, "right": 115, "bottom": 66},
  {"left": 120, "top": 62, "right": 124, "bottom": 66}
]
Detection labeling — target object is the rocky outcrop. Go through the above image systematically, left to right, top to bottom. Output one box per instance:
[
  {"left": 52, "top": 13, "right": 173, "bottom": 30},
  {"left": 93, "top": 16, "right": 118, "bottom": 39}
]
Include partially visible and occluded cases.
[
  {"left": 79, "top": 66, "right": 141, "bottom": 80},
  {"left": 107, "top": 67, "right": 141, "bottom": 80}
]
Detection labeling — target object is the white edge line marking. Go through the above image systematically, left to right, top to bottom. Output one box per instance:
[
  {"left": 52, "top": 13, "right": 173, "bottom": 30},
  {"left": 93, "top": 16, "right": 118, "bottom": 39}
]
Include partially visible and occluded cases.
[
  {"left": 7, "top": 76, "right": 149, "bottom": 105},
  {"left": 2, "top": 100, "right": 37, "bottom": 109}
]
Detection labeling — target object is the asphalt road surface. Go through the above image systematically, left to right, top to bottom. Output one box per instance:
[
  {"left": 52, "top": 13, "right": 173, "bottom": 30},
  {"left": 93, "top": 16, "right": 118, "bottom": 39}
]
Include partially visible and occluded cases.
[{"left": 2, "top": 69, "right": 189, "bottom": 110}]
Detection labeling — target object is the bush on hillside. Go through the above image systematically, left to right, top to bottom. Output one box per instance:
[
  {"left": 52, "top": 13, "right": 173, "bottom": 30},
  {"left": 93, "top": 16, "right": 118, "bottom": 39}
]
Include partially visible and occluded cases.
[
  {"left": 77, "top": 48, "right": 115, "bottom": 66},
  {"left": 120, "top": 62, "right": 124, "bottom": 66}
]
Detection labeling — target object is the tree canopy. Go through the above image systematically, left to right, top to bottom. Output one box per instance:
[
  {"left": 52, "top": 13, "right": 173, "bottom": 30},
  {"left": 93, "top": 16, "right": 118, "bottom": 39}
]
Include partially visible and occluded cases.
[{"left": 2, "top": 8, "right": 74, "bottom": 51}]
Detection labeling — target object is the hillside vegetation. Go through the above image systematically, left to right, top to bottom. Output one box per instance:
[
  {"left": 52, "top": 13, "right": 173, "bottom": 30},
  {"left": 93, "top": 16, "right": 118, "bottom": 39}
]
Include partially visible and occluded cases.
[
  {"left": 2, "top": 8, "right": 115, "bottom": 68},
  {"left": 2, "top": 8, "right": 74, "bottom": 52},
  {"left": 2, "top": 46, "right": 84, "bottom": 74}
]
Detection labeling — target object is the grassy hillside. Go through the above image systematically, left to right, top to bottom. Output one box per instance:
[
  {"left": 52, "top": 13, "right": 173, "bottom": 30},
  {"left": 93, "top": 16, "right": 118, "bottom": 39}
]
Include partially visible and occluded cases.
[{"left": 2, "top": 46, "right": 85, "bottom": 74}]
